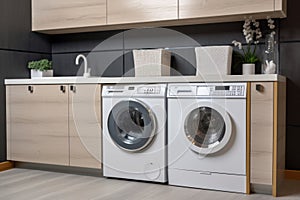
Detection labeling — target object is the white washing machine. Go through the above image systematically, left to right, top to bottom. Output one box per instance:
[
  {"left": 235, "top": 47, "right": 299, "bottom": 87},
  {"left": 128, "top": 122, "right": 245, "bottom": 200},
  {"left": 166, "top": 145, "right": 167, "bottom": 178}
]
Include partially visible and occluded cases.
[
  {"left": 167, "top": 83, "right": 247, "bottom": 193},
  {"left": 102, "top": 84, "right": 167, "bottom": 183}
]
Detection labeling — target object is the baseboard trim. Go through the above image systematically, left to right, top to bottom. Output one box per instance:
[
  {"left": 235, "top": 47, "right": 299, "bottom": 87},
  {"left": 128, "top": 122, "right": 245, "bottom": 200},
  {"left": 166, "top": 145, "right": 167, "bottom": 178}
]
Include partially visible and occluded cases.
[
  {"left": 0, "top": 161, "right": 14, "bottom": 172},
  {"left": 285, "top": 170, "right": 300, "bottom": 180}
]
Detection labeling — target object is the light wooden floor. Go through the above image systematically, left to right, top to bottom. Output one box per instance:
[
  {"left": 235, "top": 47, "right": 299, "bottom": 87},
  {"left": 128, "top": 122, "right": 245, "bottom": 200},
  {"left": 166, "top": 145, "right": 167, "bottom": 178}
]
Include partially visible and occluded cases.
[{"left": 1, "top": 168, "right": 300, "bottom": 200}]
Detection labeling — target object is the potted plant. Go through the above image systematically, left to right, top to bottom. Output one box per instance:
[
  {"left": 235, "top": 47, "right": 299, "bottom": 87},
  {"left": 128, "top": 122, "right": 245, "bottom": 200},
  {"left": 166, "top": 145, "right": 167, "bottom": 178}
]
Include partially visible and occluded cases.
[
  {"left": 232, "top": 17, "right": 262, "bottom": 75},
  {"left": 28, "top": 59, "right": 53, "bottom": 78}
]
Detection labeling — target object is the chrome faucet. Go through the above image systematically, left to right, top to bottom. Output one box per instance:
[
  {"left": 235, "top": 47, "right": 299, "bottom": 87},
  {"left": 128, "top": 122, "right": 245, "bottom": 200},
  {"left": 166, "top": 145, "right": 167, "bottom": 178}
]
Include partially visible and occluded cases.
[{"left": 75, "top": 54, "right": 91, "bottom": 78}]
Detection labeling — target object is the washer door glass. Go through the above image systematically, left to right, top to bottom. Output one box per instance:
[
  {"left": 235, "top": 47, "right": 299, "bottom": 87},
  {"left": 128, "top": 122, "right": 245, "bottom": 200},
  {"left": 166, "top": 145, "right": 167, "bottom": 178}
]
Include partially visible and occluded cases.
[
  {"left": 108, "top": 100, "right": 156, "bottom": 152},
  {"left": 184, "top": 107, "right": 227, "bottom": 152}
]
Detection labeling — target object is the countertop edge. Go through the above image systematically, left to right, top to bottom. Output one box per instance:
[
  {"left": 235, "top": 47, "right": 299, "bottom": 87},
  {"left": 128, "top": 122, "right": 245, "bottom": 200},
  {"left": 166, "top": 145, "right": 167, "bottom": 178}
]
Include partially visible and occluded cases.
[{"left": 4, "top": 75, "right": 286, "bottom": 85}]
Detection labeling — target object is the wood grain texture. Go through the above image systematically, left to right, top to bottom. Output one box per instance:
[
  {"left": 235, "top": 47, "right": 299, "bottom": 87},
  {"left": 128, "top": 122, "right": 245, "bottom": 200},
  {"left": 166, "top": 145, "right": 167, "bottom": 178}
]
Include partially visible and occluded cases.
[
  {"left": 32, "top": 0, "right": 106, "bottom": 31},
  {"left": 32, "top": 0, "right": 286, "bottom": 34},
  {"left": 107, "top": 0, "right": 178, "bottom": 25},
  {"left": 179, "top": 0, "right": 274, "bottom": 19},
  {"left": 275, "top": 0, "right": 287, "bottom": 17},
  {"left": 36, "top": 11, "right": 286, "bottom": 34},
  {"left": 273, "top": 81, "right": 286, "bottom": 197},
  {"left": 250, "top": 82, "right": 273, "bottom": 185},
  {"left": 69, "top": 84, "right": 102, "bottom": 169},
  {"left": 6, "top": 85, "right": 69, "bottom": 166},
  {"left": 6, "top": 89, "right": 11, "bottom": 161},
  {"left": 0, "top": 161, "right": 14, "bottom": 172},
  {"left": 286, "top": 170, "right": 300, "bottom": 180}
]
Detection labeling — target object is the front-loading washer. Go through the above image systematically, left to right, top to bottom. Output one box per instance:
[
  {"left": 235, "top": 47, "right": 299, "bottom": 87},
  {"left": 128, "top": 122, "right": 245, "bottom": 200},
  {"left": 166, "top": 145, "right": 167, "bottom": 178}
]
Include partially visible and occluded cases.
[
  {"left": 167, "top": 83, "right": 247, "bottom": 193},
  {"left": 102, "top": 84, "right": 167, "bottom": 183}
]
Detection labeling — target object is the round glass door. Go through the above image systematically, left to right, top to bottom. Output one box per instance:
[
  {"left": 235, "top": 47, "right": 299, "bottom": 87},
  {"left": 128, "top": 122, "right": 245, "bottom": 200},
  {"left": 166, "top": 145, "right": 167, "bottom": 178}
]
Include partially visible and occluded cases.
[
  {"left": 108, "top": 100, "right": 156, "bottom": 152},
  {"left": 184, "top": 106, "right": 231, "bottom": 154}
]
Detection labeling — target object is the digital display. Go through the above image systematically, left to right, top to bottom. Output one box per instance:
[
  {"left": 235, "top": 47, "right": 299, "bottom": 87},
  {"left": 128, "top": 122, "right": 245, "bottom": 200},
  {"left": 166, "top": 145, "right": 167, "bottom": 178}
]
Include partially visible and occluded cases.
[
  {"left": 215, "top": 86, "right": 230, "bottom": 90},
  {"left": 128, "top": 87, "right": 135, "bottom": 90}
]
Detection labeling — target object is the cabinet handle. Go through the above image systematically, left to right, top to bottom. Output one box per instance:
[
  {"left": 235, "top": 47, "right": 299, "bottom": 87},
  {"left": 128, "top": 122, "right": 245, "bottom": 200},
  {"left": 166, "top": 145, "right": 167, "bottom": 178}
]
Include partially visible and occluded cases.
[
  {"left": 256, "top": 84, "right": 264, "bottom": 92},
  {"left": 28, "top": 85, "right": 34, "bottom": 93},
  {"left": 60, "top": 85, "right": 66, "bottom": 93},
  {"left": 70, "top": 85, "right": 76, "bottom": 93}
]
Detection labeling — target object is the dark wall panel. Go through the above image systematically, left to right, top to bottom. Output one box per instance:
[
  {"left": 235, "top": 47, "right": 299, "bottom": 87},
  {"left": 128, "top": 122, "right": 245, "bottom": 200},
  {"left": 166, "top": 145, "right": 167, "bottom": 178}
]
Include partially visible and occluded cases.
[
  {"left": 0, "top": 0, "right": 51, "bottom": 53},
  {"left": 279, "top": 0, "right": 300, "bottom": 170},
  {"left": 280, "top": 0, "right": 300, "bottom": 42},
  {"left": 170, "top": 22, "right": 245, "bottom": 46},
  {"left": 52, "top": 31, "right": 123, "bottom": 53},
  {"left": 280, "top": 43, "right": 300, "bottom": 126},
  {"left": 52, "top": 51, "right": 124, "bottom": 77},
  {"left": 286, "top": 126, "right": 300, "bottom": 169}
]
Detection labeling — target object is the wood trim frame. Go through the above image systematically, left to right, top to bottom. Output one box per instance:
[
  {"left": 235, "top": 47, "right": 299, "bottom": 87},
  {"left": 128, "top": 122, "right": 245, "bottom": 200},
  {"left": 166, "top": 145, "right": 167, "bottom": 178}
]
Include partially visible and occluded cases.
[
  {"left": 272, "top": 81, "right": 287, "bottom": 197},
  {"left": 246, "top": 82, "right": 251, "bottom": 194},
  {"left": 272, "top": 82, "right": 278, "bottom": 197},
  {"left": 0, "top": 161, "right": 14, "bottom": 172},
  {"left": 285, "top": 170, "right": 300, "bottom": 180}
]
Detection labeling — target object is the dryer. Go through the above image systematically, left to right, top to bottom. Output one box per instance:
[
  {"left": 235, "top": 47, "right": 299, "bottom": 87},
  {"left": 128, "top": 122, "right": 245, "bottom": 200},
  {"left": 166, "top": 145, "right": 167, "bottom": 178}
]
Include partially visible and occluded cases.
[
  {"left": 167, "top": 83, "right": 247, "bottom": 193},
  {"left": 102, "top": 84, "right": 167, "bottom": 183}
]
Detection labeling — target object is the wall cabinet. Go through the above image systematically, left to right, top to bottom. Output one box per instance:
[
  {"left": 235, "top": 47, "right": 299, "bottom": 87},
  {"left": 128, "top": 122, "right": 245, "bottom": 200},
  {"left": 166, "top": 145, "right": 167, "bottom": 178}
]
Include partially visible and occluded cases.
[
  {"left": 31, "top": 0, "right": 286, "bottom": 34},
  {"left": 32, "top": 0, "right": 106, "bottom": 31},
  {"left": 107, "top": 0, "right": 178, "bottom": 25},
  {"left": 179, "top": 0, "right": 276, "bottom": 19},
  {"left": 249, "top": 81, "right": 286, "bottom": 197},
  {"left": 6, "top": 84, "right": 101, "bottom": 169}
]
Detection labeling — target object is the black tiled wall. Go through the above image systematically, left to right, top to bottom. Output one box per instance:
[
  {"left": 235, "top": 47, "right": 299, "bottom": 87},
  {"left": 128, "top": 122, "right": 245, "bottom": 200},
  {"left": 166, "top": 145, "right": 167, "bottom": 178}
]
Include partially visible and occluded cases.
[
  {"left": 0, "top": 0, "right": 51, "bottom": 161},
  {"left": 279, "top": 0, "right": 300, "bottom": 170}
]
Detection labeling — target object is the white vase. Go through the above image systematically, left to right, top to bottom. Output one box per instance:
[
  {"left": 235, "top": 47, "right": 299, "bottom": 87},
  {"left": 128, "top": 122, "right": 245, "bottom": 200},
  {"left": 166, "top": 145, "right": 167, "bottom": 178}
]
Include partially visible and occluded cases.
[
  {"left": 242, "top": 63, "right": 255, "bottom": 75},
  {"left": 31, "top": 69, "right": 53, "bottom": 78}
]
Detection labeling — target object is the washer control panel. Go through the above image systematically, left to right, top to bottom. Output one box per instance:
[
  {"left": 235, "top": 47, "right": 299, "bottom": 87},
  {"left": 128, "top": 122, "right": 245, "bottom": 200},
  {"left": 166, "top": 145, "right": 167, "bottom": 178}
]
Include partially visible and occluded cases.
[
  {"left": 168, "top": 83, "right": 247, "bottom": 98},
  {"left": 102, "top": 84, "right": 166, "bottom": 97},
  {"left": 197, "top": 85, "right": 245, "bottom": 96}
]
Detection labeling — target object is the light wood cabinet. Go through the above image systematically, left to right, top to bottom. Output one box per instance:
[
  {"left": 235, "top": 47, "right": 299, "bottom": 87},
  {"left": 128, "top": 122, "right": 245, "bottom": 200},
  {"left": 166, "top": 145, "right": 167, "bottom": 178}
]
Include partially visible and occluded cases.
[
  {"left": 31, "top": 0, "right": 286, "bottom": 34},
  {"left": 32, "top": 0, "right": 106, "bottom": 31},
  {"left": 107, "top": 0, "right": 178, "bottom": 25},
  {"left": 179, "top": 0, "right": 274, "bottom": 19},
  {"left": 249, "top": 81, "right": 286, "bottom": 197},
  {"left": 250, "top": 82, "right": 273, "bottom": 186},
  {"left": 6, "top": 84, "right": 102, "bottom": 169},
  {"left": 69, "top": 84, "right": 102, "bottom": 169},
  {"left": 6, "top": 85, "right": 69, "bottom": 166}
]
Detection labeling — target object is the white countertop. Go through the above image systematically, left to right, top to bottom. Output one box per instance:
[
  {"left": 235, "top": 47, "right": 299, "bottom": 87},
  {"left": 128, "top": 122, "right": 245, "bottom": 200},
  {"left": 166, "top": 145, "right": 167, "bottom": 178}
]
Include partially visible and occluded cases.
[{"left": 4, "top": 74, "right": 286, "bottom": 85}]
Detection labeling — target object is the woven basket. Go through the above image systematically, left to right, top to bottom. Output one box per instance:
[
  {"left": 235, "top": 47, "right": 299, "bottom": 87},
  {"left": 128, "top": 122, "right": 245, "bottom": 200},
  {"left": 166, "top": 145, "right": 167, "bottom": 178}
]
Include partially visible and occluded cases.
[
  {"left": 195, "top": 46, "right": 233, "bottom": 76},
  {"left": 133, "top": 49, "right": 171, "bottom": 77}
]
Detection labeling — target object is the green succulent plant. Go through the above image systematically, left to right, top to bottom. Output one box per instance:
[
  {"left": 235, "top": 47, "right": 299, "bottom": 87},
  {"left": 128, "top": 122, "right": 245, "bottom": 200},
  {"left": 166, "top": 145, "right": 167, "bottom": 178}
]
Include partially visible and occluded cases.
[{"left": 28, "top": 59, "right": 52, "bottom": 71}]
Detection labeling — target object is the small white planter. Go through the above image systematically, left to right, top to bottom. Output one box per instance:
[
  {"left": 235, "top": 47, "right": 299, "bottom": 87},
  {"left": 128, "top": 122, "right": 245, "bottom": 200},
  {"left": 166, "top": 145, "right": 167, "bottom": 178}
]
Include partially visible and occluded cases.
[
  {"left": 242, "top": 64, "right": 255, "bottom": 75},
  {"left": 31, "top": 69, "right": 53, "bottom": 79}
]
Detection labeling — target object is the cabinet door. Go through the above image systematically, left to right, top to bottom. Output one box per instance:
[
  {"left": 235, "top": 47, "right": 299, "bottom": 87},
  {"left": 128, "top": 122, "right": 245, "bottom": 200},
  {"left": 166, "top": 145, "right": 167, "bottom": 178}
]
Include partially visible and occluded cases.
[
  {"left": 32, "top": 0, "right": 106, "bottom": 31},
  {"left": 107, "top": 0, "right": 178, "bottom": 25},
  {"left": 179, "top": 0, "right": 274, "bottom": 19},
  {"left": 250, "top": 82, "right": 273, "bottom": 185},
  {"left": 69, "top": 84, "right": 102, "bottom": 169},
  {"left": 6, "top": 85, "right": 69, "bottom": 165}
]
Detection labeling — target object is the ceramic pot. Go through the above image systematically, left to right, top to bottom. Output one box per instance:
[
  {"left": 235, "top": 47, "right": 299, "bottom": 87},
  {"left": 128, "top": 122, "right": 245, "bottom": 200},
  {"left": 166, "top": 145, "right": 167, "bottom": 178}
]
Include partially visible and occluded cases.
[
  {"left": 242, "top": 63, "right": 255, "bottom": 75},
  {"left": 31, "top": 69, "right": 53, "bottom": 78}
]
